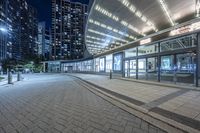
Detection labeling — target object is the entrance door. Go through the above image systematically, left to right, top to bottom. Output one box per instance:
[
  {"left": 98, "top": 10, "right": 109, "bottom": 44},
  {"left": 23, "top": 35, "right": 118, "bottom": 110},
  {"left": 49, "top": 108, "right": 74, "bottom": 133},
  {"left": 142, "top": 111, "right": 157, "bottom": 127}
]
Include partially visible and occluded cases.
[
  {"left": 147, "top": 57, "right": 158, "bottom": 81},
  {"left": 138, "top": 58, "right": 147, "bottom": 80},
  {"left": 130, "top": 60, "right": 137, "bottom": 78}
]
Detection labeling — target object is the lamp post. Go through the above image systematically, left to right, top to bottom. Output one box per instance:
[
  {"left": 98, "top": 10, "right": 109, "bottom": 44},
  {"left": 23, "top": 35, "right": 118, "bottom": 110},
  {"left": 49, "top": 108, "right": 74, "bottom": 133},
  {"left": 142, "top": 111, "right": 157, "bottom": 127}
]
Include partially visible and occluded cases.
[{"left": 0, "top": 26, "right": 8, "bottom": 71}]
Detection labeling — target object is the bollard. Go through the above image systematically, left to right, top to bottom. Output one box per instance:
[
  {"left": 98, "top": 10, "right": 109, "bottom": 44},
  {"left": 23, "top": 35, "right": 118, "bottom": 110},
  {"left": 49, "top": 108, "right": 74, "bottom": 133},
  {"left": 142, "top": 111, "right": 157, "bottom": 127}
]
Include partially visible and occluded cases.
[
  {"left": 110, "top": 70, "right": 112, "bottom": 79},
  {"left": 8, "top": 71, "right": 12, "bottom": 84},
  {"left": 17, "top": 72, "right": 21, "bottom": 81}
]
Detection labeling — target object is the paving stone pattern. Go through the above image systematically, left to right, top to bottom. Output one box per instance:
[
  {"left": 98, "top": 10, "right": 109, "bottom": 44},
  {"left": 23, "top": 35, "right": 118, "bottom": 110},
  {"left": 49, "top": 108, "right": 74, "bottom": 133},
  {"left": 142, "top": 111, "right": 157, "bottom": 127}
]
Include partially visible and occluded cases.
[{"left": 0, "top": 74, "right": 166, "bottom": 133}]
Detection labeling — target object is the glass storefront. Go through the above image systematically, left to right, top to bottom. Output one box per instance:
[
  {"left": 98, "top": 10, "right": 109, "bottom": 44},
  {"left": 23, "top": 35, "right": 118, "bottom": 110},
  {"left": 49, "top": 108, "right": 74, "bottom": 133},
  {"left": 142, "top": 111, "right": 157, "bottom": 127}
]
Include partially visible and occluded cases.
[{"left": 57, "top": 34, "right": 197, "bottom": 86}]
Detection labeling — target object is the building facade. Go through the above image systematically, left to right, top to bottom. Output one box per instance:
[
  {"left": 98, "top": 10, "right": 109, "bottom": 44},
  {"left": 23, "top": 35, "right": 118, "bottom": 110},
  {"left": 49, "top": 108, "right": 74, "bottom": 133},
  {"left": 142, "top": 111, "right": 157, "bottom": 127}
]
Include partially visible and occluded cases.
[
  {"left": 0, "top": 0, "right": 38, "bottom": 63},
  {"left": 0, "top": 0, "right": 14, "bottom": 61},
  {"left": 51, "top": 0, "right": 87, "bottom": 60},
  {"left": 20, "top": 1, "right": 38, "bottom": 60},
  {"left": 38, "top": 22, "right": 52, "bottom": 61},
  {"left": 46, "top": 25, "right": 200, "bottom": 87}
]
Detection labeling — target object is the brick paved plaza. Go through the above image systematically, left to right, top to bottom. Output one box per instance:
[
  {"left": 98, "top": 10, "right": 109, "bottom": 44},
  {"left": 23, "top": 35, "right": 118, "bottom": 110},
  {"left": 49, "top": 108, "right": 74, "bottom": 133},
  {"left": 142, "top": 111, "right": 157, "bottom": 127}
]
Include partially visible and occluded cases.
[{"left": 0, "top": 74, "right": 165, "bottom": 133}]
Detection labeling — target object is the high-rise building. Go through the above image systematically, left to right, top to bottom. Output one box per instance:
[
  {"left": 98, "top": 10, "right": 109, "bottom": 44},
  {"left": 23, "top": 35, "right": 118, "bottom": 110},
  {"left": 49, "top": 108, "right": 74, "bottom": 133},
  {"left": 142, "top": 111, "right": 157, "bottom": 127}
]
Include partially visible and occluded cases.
[
  {"left": 0, "top": 0, "right": 38, "bottom": 62},
  {"left": 0, "top": 0, "right": 14, "bottom": 61},
  {"left": 20, "top": 0, "right": 38, "bottom": 60},
  {"left": 51, "top": 0, "right": 87, "bottom": 60},
  {"left": 38, "top": 22, "right": 52, "bottom": 60},
  {"left": 44, "top": 29, "right": 52, "bottom": 60}
]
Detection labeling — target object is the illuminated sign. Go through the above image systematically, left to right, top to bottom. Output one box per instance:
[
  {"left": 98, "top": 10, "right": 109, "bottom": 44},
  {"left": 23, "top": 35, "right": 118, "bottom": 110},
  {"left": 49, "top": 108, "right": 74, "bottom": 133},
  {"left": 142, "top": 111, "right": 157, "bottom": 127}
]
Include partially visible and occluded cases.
[
  {"left": 170, "top": 21, "right": 200, "bottom": 36},
  {"left": 140, "top": 38, "right": 151, "bottom": 45}
]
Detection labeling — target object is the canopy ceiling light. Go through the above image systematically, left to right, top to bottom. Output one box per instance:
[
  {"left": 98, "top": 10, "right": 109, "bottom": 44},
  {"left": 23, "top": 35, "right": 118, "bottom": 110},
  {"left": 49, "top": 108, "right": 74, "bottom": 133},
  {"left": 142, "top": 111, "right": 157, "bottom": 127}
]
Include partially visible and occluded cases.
[
  {"left": 118, "top": 0, "right": 158, "bottom": 32},
  {"left": 158, "top": 0, "right": 175, "bottom": 26},
  {"left": 196, "top": 0, "right": 200, "bottom": 17},
  {"left": 95, "top": 4, "right": 148, "bottom": 35},
  {"left": 95, "top": 5, "right": 119, "bottom": 21},
  {"left": 88, "top": 19, "right": 136, "bottom": 40},
  {"left": 88, "top": 29, "right": 128, "bottom": 43}
]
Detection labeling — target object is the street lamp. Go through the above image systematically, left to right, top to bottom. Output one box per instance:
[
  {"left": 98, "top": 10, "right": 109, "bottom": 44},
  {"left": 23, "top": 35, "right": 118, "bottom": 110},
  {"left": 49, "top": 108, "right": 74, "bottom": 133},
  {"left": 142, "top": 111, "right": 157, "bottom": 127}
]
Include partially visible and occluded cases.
[{"left": 0, "top": 27, "right": 8, "bottom": 33}]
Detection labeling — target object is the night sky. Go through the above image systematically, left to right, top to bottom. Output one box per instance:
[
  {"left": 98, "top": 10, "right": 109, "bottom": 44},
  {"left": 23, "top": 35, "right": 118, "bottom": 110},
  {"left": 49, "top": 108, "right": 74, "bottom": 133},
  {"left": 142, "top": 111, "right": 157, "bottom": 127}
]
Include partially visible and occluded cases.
[{"left": 27, "top": 0, "right": 90, "bottom": 28}]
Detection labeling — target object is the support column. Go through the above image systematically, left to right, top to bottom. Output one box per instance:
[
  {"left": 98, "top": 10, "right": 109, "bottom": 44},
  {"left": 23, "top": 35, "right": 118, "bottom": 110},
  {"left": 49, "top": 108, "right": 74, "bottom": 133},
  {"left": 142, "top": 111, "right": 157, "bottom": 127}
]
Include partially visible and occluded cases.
[
  {"left": 196, "top": 33, "right": 200, "bottom": 87},
  {"left": 158, "top": 43, "right": 161, "bottom": 82},
  {"left": 136, "top": 48, "right": 138, "bottom": 79}
]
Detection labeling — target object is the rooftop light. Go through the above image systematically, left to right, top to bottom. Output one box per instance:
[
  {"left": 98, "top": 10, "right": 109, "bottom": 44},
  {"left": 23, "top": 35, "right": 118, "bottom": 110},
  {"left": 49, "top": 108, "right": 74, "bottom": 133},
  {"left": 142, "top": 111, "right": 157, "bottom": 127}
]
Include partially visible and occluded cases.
[{"left": 196, "top": 0, "right": 200, "bottom": 17}]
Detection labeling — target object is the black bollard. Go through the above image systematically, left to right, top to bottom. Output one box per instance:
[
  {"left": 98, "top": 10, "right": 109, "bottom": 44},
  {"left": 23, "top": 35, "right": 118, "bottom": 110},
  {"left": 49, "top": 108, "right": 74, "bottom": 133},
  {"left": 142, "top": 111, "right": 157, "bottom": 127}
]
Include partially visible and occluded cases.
[
  {"left": 110, "top": 70, "right": 112, "bottom": 79},
  {"left": 8, "top": 71, "right": 12, "bottom": 84},
  {"left": 17, "top": 72, "right": 21, "bottom": 81}
]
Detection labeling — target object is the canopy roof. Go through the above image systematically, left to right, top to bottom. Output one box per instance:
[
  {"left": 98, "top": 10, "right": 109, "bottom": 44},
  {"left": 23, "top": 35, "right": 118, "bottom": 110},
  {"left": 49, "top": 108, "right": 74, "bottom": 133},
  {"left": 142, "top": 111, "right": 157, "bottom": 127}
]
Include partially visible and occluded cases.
[{"left": 85, "top": 0, "right": 197, "bottom": 55}]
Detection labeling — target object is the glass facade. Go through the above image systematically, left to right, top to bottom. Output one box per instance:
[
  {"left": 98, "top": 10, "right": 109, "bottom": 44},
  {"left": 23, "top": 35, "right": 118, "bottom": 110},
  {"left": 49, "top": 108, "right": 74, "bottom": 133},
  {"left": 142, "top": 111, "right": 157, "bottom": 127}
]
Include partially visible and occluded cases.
[
  {"left": 49, "top": 33, "right": 198, "bottom": 86},
  {"left": 160, "top": 35, "right": 196, "bottom": 52},
  {"left": 138, "top": 43, "right": 158, "bottom": 56},
  {"left": 125, "top": 48, "right": 137, "bottom": 58},
  {"left": 176, "top": 53, "right": 195, "bottom": 84},
  {"left": 161, "top": 55, "right": 174, "bottom": 82}
]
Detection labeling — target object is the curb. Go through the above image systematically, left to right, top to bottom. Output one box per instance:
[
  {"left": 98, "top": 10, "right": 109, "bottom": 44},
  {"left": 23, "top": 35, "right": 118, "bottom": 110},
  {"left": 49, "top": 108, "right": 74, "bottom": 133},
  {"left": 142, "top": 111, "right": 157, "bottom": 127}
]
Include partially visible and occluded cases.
[{"left": 119, "top": 78, "right": 200, "bottom": 91}]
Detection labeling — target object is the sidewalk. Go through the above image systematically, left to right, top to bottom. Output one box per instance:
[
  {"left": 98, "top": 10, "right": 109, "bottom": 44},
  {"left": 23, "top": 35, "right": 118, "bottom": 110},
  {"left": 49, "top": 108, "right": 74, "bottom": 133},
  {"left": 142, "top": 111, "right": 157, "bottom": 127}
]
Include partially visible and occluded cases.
[{"left": 69, "top": 73, "right": 200, "bottom": 133}]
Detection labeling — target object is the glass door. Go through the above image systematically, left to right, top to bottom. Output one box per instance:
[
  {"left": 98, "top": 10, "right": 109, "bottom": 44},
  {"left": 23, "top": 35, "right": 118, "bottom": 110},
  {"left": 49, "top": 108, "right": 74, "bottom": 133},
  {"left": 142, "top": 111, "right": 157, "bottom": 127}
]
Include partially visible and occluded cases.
[
  {"left": 147, "top": 57, "right": 158, "bottom": 81},
  {"left": 138, "top": 58, "right": 147, "bottom": 80},
  {"left": 130, "top": 60, "right": 137, "bottom": 78}
]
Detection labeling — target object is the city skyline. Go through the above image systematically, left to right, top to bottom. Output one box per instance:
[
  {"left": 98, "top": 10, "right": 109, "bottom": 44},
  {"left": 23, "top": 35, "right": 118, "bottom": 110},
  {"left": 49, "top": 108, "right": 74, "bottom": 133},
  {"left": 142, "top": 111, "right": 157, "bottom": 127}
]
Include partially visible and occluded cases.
[{"left": 27, "top": 0, "right": 89, "bottom": 28}]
